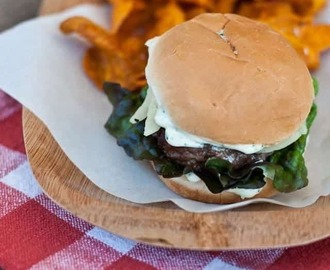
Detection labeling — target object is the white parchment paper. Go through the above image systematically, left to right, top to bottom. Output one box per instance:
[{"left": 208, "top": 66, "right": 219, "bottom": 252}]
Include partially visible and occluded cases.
[{"left": 0, "top": 4, "right": 330, "bottom": 212}]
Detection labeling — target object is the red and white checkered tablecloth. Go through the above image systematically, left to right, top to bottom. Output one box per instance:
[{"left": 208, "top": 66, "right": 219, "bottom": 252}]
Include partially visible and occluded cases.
[{"left": 0, "top": 89, "right": 329, "bottom": 269}]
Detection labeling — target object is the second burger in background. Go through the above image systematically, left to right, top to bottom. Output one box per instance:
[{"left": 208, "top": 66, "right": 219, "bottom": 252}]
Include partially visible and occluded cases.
[{"left": 105, "top": 13, "right": 317, "bottom": 204}]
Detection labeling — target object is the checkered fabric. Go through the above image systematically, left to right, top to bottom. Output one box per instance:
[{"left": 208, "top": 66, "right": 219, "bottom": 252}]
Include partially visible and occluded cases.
[{"left": 0, "top": 89, "right": 329, "bottom": 270}]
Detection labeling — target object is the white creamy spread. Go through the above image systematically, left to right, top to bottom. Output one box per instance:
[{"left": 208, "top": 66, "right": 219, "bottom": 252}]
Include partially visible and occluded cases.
[
  {"left": 130, "top": 87, "right": 307, "bottom": 154},
  {"left": 186, "top": 172, "right": 202, "bottom": 183},
  {"left": 226, "top": 188, "right": 262, "bottom": 199}
]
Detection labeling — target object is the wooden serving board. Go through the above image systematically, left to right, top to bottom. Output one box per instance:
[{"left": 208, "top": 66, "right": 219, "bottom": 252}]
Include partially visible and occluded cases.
[{"left": 22, "top": 0, "right": 330, "bottom": 250}]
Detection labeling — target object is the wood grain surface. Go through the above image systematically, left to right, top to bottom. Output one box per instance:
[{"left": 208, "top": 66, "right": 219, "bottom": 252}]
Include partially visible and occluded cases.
[{"left": 22, "top": 0, "right": 330, "bottom": 250}]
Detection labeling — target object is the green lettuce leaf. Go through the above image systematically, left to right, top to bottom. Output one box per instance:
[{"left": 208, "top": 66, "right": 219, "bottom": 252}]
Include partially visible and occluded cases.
[
  {"left": 104, "top": 80, "right": 318, "bottom": 194},
  {"left": 104, "top": 82, "right": 184, "bottom": 178},
  {"left": 268, "top": 84, "right": 318, "bottom": 192},
  {"left": 197, "top": 158, "right": 267, "bottom": 193}
]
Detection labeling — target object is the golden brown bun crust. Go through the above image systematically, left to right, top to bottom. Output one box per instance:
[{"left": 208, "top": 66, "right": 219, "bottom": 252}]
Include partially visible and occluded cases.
[
  {"left": 146, "top": 13, "right": 314, "bottom": 145},
  {"left": 158, "top": 175, "right": 278, "bottom": 204}
]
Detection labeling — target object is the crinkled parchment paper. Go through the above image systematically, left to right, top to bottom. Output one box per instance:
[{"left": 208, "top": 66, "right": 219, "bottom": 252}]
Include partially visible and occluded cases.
[{"left": 0, "top": 4, "right": 329, "bottom": 212}]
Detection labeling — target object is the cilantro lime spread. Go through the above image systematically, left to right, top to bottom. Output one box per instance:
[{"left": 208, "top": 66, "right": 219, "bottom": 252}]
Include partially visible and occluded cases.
[{"left": 129, "top": 86, "right": 308, "bottom": 155}]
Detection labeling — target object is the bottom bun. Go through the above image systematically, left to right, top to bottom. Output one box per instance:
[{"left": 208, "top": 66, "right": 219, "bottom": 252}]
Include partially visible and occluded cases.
[{"left": 158, "top": 175, "right": 278, "bottom": 204}]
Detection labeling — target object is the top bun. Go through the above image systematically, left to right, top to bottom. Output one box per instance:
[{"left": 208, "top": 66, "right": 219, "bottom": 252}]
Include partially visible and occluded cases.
[{"left": 145, "top": 13, "right": 314, "bottom": 145}]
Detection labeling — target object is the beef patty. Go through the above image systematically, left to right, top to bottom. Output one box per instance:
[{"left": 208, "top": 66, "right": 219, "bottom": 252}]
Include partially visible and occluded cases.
[{"left": 154, "top": 129, "right": 270, "bottom": 170}]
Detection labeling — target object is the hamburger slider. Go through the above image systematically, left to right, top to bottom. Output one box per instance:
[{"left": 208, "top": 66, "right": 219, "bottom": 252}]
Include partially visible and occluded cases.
[{"left": 105, "top": 13, "right": 317, "bottom": 204}]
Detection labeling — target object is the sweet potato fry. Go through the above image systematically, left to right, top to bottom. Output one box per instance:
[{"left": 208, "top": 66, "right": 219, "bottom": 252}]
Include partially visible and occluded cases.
[{"left": 60, "top": 17, "right": 117, "bottom": 51}]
